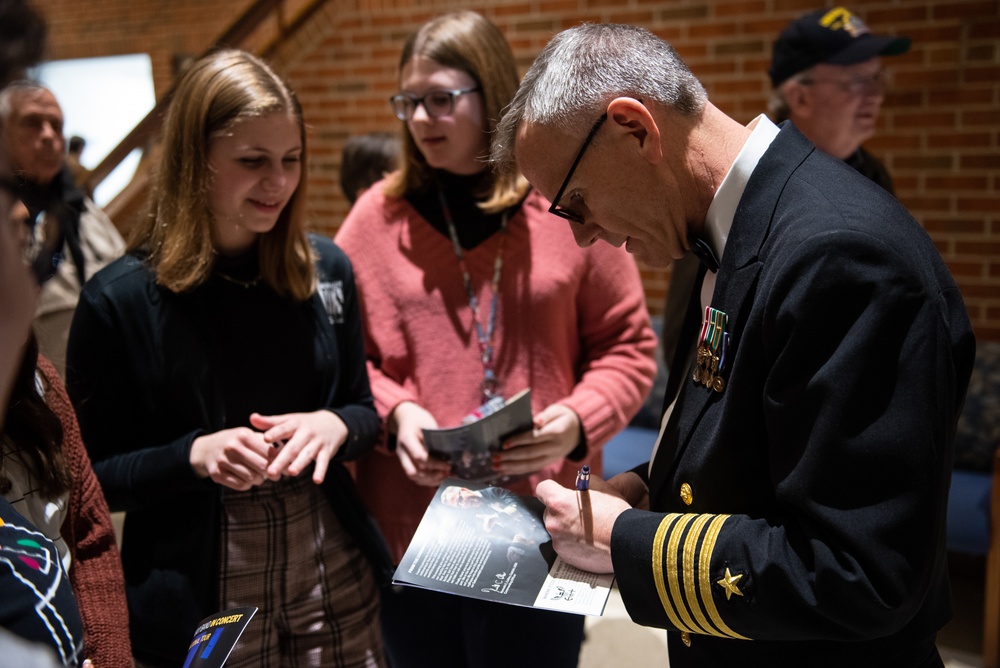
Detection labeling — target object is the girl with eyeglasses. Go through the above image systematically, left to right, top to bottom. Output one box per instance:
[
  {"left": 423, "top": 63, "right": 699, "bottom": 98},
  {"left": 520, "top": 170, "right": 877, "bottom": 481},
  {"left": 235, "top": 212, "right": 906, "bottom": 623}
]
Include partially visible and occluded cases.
[
  {"left": 335, "top": 11, "right": 657, "bottom": 667},
  {"left": 66, "top": 50, "right": 390, "bottom": 667}
]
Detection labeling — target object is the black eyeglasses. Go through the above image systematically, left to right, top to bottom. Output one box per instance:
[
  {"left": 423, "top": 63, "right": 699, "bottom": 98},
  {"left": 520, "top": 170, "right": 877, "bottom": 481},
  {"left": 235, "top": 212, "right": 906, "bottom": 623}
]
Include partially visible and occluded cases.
[
  {"left": 389, "top": 87, "right": 480, "bottom": 121},
  {"left": 548, "top": 113, "right": 607, "bottom": 224}
]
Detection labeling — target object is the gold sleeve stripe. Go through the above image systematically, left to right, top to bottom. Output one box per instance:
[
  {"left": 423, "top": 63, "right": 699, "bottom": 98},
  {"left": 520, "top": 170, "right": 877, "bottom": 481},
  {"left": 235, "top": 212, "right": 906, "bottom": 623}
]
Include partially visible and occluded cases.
[
  {"left": 652, "top": 512, "right": 749, "bottom": 641},
  {"left": 681, "top": 513, "right": 717, "bottom": 636},
  {"left": 652, "top": 514, "right": 695, "bottom": 633},
  {"left": 665, "top": 514, "right": 704, "bottom": 634},
  {"left": 697, "top": 514, "right": 749, "bottom": 640}
]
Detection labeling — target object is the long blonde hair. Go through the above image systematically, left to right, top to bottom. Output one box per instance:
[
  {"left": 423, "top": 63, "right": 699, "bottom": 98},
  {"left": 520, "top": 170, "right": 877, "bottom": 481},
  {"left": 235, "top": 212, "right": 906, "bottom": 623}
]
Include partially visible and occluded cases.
[
  {"left": 384, "top": 11, "right": 530, "bottom": 212},
  {"left": 131, "top": 48, "right": 315, "bottom": 300}
]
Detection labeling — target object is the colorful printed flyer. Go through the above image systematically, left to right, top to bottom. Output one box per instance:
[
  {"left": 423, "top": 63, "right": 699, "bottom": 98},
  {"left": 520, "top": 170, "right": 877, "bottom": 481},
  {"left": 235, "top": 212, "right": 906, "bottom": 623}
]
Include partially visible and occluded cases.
[{"left": 183, "top": 606, "right": 258, "bottom": 668}]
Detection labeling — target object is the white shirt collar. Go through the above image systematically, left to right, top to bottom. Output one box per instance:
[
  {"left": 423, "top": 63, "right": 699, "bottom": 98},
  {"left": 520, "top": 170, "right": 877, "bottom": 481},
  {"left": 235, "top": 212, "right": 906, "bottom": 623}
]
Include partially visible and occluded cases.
[{"left": 702, "top": 114, "right": 780, "bottom": 264}]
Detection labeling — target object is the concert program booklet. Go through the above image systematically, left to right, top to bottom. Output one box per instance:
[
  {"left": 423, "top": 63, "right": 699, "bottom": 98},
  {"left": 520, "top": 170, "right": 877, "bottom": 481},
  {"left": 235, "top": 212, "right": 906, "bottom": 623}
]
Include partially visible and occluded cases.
[
  {"left": 421, "top": 388, "right": 534, "bottom": 484},
  {"left": 392, "top": 478, "right": 615, "bottom": 616},
  {"left": 183, "top": 606, "right": 257, "bottom": 668}
]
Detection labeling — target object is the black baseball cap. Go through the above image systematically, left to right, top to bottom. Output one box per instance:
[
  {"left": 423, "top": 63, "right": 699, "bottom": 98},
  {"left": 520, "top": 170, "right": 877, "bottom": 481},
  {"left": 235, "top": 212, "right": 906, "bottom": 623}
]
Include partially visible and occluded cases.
[{"left": 769, "top": 6, "right": 911, "bottom": 86}]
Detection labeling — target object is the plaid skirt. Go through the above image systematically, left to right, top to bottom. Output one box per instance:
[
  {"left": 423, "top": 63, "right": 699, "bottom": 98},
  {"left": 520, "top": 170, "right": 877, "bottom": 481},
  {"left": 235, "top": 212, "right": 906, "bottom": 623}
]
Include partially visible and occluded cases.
[{"left": 218, "top": 473, "right": 385, "bottom": 668}]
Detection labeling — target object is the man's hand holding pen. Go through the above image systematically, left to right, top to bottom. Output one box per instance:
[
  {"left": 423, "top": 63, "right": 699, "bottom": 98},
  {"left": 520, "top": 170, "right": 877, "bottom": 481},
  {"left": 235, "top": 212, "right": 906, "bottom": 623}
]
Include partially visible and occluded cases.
[{"left": 536, "top": 469, "right": 646, "bottom": 575}]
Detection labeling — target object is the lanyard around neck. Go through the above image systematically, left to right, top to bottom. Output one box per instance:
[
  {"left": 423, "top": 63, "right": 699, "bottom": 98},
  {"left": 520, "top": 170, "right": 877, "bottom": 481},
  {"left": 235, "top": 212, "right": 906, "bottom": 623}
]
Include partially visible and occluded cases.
[{"left": 436, "top": 185, "right": 509, "bottom": 402}]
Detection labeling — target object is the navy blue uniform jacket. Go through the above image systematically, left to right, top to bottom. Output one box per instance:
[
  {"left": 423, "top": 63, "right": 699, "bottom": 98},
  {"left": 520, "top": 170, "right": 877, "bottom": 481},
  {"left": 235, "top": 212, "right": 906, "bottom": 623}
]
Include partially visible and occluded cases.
[{"left": 611, "top": 125, "right": 975, "bottom": 667}]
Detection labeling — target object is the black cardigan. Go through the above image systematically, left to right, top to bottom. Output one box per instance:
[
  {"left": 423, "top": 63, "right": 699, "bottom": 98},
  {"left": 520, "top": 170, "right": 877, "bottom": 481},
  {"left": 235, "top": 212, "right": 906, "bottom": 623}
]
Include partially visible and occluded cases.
[{"left": 66, "top": 235, "right": 392, "bottom": 667}]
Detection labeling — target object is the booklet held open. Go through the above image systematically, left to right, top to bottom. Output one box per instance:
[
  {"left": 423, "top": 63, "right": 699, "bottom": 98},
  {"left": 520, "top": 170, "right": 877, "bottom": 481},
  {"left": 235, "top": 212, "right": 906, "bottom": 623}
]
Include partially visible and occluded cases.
[
  {"left": 421, "top": 388, "right": 533, "bottom": 484},
  {"left": 392, "top": 478, "right": 614, "bottom": 616}
]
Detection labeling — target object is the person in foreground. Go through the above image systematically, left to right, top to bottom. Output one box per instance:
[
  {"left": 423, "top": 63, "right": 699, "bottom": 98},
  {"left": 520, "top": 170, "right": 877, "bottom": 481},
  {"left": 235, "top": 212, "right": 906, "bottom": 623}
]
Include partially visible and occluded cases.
[
  {"left": 1, "top": 5, "right": 92, "bottom": 666},
  {"left": 335, "top": 10, "right": 656, "bottom": 668},
  {"left": 493, "top": 23, "right": 975, "bottom": 668},
  {"left": 67, "top": 49, "right": 390, "bottom": 667},
  {"left": 2, "top": 189, "right": 109, "bottom": 668},
  {"left": 3, "top": 332, "right": 131, "bottom": 667},
  {"left": 0, "top": 495, "right": 86, "bottom": 666}
]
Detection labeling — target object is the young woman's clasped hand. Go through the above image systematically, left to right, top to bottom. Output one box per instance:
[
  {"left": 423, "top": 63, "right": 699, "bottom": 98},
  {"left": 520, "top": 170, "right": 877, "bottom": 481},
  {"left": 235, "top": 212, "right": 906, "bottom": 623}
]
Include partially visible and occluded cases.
[{"left": 190, "top": 410, "right": 350, "bottom": 489}]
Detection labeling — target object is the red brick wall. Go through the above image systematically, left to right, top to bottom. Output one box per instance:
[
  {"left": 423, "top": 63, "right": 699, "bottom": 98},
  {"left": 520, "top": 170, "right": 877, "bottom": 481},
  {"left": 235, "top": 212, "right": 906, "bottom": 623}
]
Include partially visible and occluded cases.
[
  {"left": 34, "top": 0, "right": 1000, "bottom": 340},
  {"left": 36, "top": 0, "right": 257, "bottom": 98}
]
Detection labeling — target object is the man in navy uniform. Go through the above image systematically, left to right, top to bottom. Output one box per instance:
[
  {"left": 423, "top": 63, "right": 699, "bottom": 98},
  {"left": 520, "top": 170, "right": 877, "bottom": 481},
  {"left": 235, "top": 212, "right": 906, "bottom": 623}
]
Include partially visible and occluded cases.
[{"left": 492, "top": 22, "right": 974, "bottom": 668}]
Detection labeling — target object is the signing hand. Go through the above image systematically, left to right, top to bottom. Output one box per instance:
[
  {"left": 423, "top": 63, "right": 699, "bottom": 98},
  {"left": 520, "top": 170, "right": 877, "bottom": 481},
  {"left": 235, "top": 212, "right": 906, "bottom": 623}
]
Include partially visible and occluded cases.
[
  {"left": 389, "top": 402, "right": 451, "bottom": 487},
  {"left": 494, "top": 403, "right": 581, "bottom": 477},
  {"left": 250, "top": 410, "right": 347, "bottom": 484},
  {"left": 190, "top": 427, "right": 271, "bottom": 491},
  {"left": 535, "top": 474, "right": 631, "bottom": 574}
]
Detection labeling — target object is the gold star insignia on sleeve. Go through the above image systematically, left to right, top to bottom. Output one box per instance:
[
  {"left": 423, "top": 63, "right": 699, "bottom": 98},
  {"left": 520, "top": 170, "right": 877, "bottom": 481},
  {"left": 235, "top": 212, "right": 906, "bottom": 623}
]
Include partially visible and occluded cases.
[{"left": 717, "top": 568, "right": 744, "bottom": 601}]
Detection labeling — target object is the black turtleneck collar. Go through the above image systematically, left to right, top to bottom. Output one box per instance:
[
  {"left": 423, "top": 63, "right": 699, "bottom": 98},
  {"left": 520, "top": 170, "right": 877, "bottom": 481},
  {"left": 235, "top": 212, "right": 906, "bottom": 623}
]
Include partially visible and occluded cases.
[
  {"left": 406, "top": 169, "right": 504, "bottom": 250},
  {"left": 212, "top": 244, "right": 261, "bottom": 284}
]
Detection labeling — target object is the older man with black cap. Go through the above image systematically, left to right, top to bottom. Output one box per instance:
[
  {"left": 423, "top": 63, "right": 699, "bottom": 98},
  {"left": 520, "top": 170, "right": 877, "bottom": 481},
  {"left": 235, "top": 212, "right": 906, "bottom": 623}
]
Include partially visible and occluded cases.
[{"left": 768, "top": 6, "right": 910, "bottom": 193}]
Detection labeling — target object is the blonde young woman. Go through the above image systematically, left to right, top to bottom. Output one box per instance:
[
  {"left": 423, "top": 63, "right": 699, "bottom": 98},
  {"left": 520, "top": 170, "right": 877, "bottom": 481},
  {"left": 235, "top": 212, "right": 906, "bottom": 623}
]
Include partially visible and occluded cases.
[
  {"left": 336, "top": 11, "right": 657, "bottom": 668},
  {"left": 66, "top": 49, "right": 390, "bottom": 668}
]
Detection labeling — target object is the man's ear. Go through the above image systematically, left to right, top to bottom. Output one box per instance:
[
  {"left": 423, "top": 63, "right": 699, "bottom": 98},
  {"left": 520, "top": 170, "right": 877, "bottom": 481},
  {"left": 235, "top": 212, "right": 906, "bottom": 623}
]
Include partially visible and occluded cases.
[
  {"left": 783, "top": 81, "right": 812, "bottom": 119},
  {"left": 607, "top": 97, "right": 662, "bottom": 165}
]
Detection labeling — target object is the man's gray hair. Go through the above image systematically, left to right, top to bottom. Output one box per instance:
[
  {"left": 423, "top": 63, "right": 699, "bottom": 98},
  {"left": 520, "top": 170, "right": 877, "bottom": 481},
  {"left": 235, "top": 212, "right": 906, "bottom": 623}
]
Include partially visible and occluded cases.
[
  {"left": 492, "top": 23, "right": 707, "bottom": 174},
  {"left": 767, "top": 69, "right": 813, "bottom": 125},
  {"left": 0, "top": 80, "right": 50, "bottom": 124},
  {"left": 767, "top": 86, "right": 791, "bottom": 125}
]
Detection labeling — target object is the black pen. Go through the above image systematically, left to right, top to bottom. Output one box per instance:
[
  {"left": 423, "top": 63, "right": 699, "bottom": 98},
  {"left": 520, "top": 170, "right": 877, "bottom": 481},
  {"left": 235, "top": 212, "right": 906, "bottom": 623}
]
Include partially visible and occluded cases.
[{"left": 576, "top": 464, "right": 590, "bottom": 491}]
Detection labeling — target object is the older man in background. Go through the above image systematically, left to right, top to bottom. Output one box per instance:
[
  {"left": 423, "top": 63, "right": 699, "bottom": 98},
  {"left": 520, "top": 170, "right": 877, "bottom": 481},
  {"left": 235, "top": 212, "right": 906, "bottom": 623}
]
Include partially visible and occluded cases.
[
  {"left": 767, "top": 6, "right": 910, "bottom": 194},
  {"left": 0, "top": 82, "right": 124, "bottom": 376}
]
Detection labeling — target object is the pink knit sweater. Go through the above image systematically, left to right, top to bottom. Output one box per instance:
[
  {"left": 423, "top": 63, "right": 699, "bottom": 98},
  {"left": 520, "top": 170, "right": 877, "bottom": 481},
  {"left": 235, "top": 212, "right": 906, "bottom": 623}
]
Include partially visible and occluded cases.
[{"left": 336, "top": 186, "right": 657, "bottom": 561}]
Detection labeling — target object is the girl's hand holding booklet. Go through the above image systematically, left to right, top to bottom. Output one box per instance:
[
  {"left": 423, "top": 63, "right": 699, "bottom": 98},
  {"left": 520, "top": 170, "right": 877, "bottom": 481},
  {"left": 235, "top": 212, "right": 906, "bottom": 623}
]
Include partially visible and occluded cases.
[{"left": 421, "top": 388, "right": 534, "bottom": 484}]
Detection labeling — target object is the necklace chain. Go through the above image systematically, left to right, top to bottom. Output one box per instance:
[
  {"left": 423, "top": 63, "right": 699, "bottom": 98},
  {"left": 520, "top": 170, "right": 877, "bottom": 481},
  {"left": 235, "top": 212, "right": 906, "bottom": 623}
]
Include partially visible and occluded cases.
[
  {"left": 436, "top": 185, "right": 509, "bottom": 402},
  {"left": 214, "top": 270, "right": 261, "bottom": 289}
]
